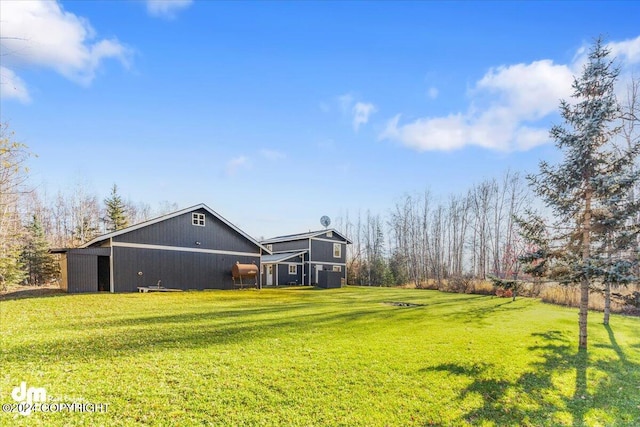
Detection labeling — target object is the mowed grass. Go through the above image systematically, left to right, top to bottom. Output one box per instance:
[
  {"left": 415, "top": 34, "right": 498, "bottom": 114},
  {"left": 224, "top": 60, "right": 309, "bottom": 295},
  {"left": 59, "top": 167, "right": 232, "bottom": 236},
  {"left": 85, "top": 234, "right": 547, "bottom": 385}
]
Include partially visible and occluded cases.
[{"left": 1, "top": 287, "right": 639, "bottom": 426}]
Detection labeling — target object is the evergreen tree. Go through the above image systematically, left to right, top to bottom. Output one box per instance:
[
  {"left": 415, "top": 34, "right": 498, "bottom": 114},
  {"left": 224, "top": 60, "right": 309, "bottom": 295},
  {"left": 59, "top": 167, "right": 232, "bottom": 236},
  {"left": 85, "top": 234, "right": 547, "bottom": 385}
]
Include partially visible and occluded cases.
[
  {"left": 527, "top": 38, "right": 639, "bottom": 349},
  {"left": 103, "top": 184, "right": 129, "bottom": 232},
  {"left": 19, "top": 215, "right": 59, "bottom": 286},
  {"left": 0, "top": 244, "right": 25, "bottom": 291}
]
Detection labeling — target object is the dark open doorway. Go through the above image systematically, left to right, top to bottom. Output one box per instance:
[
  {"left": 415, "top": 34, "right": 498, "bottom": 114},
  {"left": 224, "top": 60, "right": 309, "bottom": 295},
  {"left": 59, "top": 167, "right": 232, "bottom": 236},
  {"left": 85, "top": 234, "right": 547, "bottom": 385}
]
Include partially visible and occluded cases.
[{"left": 97, "top": 256, "right": 110, "bottom": 292}]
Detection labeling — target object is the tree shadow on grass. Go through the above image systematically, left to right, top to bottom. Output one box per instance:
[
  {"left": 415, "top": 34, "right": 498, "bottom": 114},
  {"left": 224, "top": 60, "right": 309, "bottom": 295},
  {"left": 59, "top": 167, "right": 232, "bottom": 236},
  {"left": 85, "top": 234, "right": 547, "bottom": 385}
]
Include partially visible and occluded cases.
[
  {"left": 0, "top": 286, "right": 65, "bottom": 301},
  {"left": 9, "top": 287, "right": 472, "bottom": 366},
  {"left": 434, "top": 297, "right": 534, "bottom": 326},
  {"left": 2, "top": 304, "right": 401, "bottom": 364},
  {"left": 424, "top": 328, "right": 640, "bottom": 426}
]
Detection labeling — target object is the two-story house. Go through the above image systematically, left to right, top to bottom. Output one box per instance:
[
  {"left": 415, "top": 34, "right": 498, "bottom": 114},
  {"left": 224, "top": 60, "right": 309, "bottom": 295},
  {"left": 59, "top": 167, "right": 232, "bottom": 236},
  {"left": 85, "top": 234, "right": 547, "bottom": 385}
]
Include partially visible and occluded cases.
[{"left": 260, "top": 229, "right": 351, "bottom": 286}]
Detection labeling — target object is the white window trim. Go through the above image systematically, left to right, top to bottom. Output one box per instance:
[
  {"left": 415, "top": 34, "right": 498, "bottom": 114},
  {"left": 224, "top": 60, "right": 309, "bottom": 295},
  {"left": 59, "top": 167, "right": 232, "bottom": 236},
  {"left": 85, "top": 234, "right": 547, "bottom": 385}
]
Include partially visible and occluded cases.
[
  {"left": 192, "top": 213, "right": 205, "bottom": 226},
  {"left": 327, "top": 231, "right": 333, "bottom": 238},
  {"left": 333, "top": 243, "right": 341, "bottom": 258},
  {"left": 266, "top": 244, "right": 273, "bottom": 251},
  {"left": 309, "top": 261, "right": 346, "bottom": 266},
  {"left": 288, "top": 264, "right": 297, "bottom": 275},
  {"left": 332, "top": 265, "right": 342, "bottom": 272}
]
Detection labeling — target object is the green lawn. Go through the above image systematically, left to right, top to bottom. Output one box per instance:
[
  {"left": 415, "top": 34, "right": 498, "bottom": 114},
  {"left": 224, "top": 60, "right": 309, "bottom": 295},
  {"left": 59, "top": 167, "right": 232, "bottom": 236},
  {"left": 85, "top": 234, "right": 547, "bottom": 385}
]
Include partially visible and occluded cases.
[{"left": 1, "top": 287, "right": 639, "bottom": 426}]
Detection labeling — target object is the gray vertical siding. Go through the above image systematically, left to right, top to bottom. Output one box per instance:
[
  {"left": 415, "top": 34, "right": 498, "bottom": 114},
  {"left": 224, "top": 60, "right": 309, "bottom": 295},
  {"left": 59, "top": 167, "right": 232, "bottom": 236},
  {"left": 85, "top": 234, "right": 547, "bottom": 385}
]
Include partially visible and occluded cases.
[
  {"left": 62, "top": 207, "right": 265, "bottom": 293},
  {"left": 113, "top": 209, "right": 259, "bottom": 254},
  {"left": 269, "top": 239, "right": 308, "bottom": 252},
  {"left": 310, "top": 239, "right": 346, "bottom": 264},
  {"left": 112, "top": 246, "right": 260, "bottom": 292},
  {"left": 61, "top": 248, "right": 111, "bottom": 293},
  {"left": 60, "top": 251, "right": 110, "bottom": 293},
  {"left": 66, "top": 253, "right": 99, "bottom": 293},
  {"left": 310, "top": 263, "right": 346, "bottom": 283},
  {"left": 276, "top": 264, "right": 302, "bottom": 285},
  {"left": 317, "top": 270, "right": 342, "bottom": 288}
]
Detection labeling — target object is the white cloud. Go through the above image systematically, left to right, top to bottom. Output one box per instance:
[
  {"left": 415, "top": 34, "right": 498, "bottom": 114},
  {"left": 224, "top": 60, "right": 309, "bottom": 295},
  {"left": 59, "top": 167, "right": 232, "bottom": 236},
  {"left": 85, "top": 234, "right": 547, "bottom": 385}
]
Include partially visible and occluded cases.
[
  {"left": 0, "top": 0, "right": 130, "bottom": 100},
  {"left": 146, "top": 0, "right": 193, "bottom": 19},
  {"left": 608, "top": 35, "right": 640, "bottom": 64},
  {"left": 380, "top": 36, "right": 640, "bottom": 152},
  {"left": 475, "top": 60, "right": 574, "bottom": 119},
  {"left": 0, "top": 66, "right": 30, "bottom": 103},
  {"left": 337, "top": 93, "right": 376, "bottom": 131},
  {"left": 352, "top": 102, "right": 377, "bottom": 131},
  {"left": 381, "top": 114, "right": 469, "bottom": 151},
  {"left": 260, "top": 149, "right": 285, "bottom": 161},
  {"left": 226, "top": 156, "right": 250, "bottom": 176}
]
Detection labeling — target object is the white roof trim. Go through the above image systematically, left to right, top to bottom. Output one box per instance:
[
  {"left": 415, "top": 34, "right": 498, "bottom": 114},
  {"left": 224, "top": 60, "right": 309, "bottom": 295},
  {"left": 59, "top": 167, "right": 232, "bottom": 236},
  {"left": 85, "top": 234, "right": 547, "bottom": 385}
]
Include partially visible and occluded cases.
[
  {"left": 81, "top": 203, "right": 271, "bottom": 253},
  {"left": 261, "top": 228, "right": 352, "bottom": 245},
  {"left": 261, "top": 250, "right": 307, "bottom": 264}
]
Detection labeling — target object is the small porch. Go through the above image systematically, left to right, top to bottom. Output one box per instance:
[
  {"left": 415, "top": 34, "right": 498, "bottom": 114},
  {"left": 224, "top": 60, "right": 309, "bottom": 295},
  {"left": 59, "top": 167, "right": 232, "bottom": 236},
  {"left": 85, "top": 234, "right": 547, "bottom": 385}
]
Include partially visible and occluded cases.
[{"left": 261, "top": 250, "right": 307, "bottom": 287}]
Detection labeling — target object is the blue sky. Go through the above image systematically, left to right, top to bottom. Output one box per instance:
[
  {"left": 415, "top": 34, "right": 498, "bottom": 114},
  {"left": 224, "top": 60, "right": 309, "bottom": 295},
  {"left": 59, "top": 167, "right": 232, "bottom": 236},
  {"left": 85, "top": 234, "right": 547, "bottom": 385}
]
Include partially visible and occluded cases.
[{"left": 1, "top": 1, "right": 639, "bottom": 239}]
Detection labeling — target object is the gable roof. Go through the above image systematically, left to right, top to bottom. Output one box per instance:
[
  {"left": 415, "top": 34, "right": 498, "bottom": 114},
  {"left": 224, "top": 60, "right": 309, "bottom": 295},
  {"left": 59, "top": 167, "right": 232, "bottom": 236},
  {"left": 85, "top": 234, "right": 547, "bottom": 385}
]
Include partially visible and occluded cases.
[
  {"left": 82, "top": 203, "right": 271, "bottom": 253},
  {"left": 261, "top": 229, "right": 352, "bottom": 245}
]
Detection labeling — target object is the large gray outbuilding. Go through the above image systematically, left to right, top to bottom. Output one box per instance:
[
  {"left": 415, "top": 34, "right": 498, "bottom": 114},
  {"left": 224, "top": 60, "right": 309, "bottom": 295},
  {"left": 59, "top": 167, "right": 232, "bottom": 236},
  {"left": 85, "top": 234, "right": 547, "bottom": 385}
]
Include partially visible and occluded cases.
[{"left": 54, "top": 204, "right": 268, "bottom": 293}]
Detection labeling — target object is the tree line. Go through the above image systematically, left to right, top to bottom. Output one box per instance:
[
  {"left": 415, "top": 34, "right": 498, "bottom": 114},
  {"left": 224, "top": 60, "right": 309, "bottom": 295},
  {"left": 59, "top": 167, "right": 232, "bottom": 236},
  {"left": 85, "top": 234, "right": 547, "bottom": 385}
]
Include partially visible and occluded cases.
[
  {"left": 336, "top": 39, "right": 640, "bottom": 350},
  {"left": 0, "top": 130, "right": 178, "bottom": 289},
  {"left": 338, "top": 169, "right": 530, "bottom": 289}
]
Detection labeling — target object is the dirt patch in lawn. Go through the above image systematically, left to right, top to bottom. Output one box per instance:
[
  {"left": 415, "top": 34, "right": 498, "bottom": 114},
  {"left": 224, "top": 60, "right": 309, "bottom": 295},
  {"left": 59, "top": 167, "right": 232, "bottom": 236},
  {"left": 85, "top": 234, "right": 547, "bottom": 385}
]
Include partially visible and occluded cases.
[
  {"left": 0, "top": 284, "right": 64, "bottom": 301},
  {"left": 383, "top": 301, "right": 424, "bottom": 307}
]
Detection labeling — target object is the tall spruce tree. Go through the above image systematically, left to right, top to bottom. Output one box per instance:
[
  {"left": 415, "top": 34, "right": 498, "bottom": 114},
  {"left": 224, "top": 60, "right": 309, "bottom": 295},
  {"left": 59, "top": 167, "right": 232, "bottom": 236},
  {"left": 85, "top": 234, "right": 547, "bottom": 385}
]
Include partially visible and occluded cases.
[
  {"left": 528, "top": 38, "right": 638, "bottom": 349},
  {"left": 103, "top": 184, "right": 129, "bottom": 232},
  {"left": 20, "top": 215, "right": 59, "bottom": 286}
]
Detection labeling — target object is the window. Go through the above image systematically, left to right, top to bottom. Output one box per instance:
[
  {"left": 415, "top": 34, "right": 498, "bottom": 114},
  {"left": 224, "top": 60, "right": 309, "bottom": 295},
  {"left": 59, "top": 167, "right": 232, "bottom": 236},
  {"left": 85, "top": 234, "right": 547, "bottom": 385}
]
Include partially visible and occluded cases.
[
  {"left": 192, "top": 213, "right": 205, "bottom": 226},
  {"left": 326, "top": 231, "right": 333, "bottom": 238},
  {"left": 333, "top": 243, "right": 341, "bottom": 258},
  {"left": 266, "top": 244, "right": 273, "bottom": 251},
  {"left": 268, "top": 265, "right": 273, "bottom": 274},
  {"left": 288, "top": 265, "right": 297, "bottom": 275},
  {"left": 332, "top": 265, "right": 342, "bottom": 272}
]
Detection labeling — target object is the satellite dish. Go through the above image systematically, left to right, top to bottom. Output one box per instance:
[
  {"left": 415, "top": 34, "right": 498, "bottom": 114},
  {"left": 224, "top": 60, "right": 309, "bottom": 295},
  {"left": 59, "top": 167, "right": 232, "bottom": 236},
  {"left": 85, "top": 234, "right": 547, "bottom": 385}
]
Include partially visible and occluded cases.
[{"left": 320, "top": 215, "right": 331, "bottom": 229}]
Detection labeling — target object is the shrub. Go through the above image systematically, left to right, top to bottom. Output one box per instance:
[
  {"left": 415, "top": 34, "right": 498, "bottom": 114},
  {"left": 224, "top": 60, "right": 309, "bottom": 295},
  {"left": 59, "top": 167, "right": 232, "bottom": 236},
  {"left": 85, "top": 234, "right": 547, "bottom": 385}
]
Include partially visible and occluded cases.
[{"left": 445, "top": 275, "right": 475, "bottom": 293}]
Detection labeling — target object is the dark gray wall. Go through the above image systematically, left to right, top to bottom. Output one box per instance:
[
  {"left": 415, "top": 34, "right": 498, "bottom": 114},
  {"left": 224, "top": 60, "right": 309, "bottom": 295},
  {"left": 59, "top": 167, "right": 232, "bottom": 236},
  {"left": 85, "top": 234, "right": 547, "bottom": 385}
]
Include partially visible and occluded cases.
[
  {"left": 114, "top": 209, "right": 259, "bottom": 254},
  {"left": 269, "top": 239, "right": 308, "bottom": 252},
  {"left": 310, "top": 239, "right": 346, "bottom": 264},
  {"left": 112, "top": 246, "right": 260, "bottom": 292},
  {"left": 62, "top": 248, "right": 111, "bottom": 293},
  {"left": 310, "top": 263, "right": 346, "bottom": 283},
  {"left": 276, "top": 264, "right": 302, "bottom": 285},
  {"left": 318, "top": 270, "right": 342, "bottom": 288}
]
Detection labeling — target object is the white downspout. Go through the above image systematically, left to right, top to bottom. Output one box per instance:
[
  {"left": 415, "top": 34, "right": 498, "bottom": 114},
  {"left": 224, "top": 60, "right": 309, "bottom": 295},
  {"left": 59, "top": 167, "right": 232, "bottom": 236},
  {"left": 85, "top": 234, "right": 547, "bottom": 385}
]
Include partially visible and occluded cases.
[
  {"left": 109, "top": 238, "right": 114, "bottom": 293},
  {"left": 308, "top": 239, "right": 312, "bottom": 286}
]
